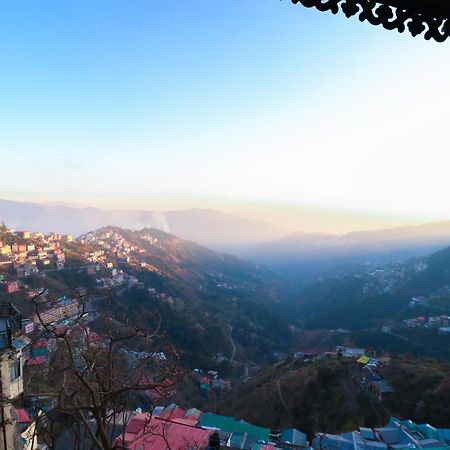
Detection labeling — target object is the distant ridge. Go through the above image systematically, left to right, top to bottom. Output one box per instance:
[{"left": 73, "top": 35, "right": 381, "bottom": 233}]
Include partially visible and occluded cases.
[
  {"left": 3, "top": 197, "right": 450, "bottom": 270},
  {"left": 0, "top": 198, "right": 281, "bottom": 253},
  {"left": 247, "top": 221, "right": 450, "bottom": 279}
]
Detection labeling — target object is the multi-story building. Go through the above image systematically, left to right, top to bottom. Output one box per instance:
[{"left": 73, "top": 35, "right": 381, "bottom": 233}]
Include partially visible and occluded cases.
[
  {"left": 16, "top": 231, "right": 30, "bottom": 239},
  {"left": 0, "top": 247, "right": 11, "bottom": 256},
  {"left": 33, "top": 299, "right": 80, "bottom": 327},
  {"left": 0, "top": 303, "right": 31, "bottom": 450}
]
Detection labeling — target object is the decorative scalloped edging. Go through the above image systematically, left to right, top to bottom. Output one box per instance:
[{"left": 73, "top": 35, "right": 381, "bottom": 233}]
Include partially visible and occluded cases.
[{"left": 292, "top": 0, "right": 450, "bottom": 42}]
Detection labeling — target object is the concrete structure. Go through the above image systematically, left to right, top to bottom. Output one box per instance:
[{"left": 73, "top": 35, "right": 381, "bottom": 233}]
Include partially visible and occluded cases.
[{"left": 0, "top": 303, "right": 31, "bottom": 450}]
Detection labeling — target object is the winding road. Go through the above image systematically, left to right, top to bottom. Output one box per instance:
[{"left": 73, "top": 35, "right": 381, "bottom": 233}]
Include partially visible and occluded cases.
[{"left": 228, "top": 324, "right": 236, "bottom": 363}]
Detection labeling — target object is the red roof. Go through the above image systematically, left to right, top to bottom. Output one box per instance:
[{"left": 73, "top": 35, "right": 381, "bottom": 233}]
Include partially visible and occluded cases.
[
  {"left": 87, "top": 331, "right": 101, "bottom": 344},
  {"left": 33, "top": 338, "right": 49, "bottom": 348},
  {"left": 27, "top": 356, "right": 46, "bottom": 366},
  {"left": 143, "top": 378, "right": 177, "bottom": 401},
  {"left": 159, "top": 406, "right": 185, "bottom": 420},
  {"left": 15, "top": 408, "right": 30, "bottom": 423},
  {"left": 115, "top": 414, "right": 211, "bottom": 450},
  {"left": 125, "top": 416, "right": 147, "bottom": 434},
  {"left": 171, "top": 417, "right": 199, "bottom": 426}
]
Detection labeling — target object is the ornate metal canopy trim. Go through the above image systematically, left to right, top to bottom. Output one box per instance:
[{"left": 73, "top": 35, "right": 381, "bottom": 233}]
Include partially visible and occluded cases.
[{"left": 291, "top": 0, "right": 450, "bottom": 42}]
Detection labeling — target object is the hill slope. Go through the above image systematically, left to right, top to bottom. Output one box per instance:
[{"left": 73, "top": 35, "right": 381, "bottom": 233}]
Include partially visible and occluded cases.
[
  {"left": 0, "top": 223, "right": 296, "bottom": 367},
  {"left": 76, "top": 227, "right": 296, "bottom": 366},
  {"left": 290, "top": 245, "right": 450, "bottom": 332},
  {"left": 216, "top": 356, "right": 450, "bottom": 436}
]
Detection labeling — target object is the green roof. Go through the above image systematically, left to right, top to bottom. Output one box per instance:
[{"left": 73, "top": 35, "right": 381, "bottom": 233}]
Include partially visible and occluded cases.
[{"left": 199, "top": 413, "right": 270, "bottom": 442}]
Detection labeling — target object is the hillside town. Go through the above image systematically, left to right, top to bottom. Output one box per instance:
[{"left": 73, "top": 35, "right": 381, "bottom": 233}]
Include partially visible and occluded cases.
[
  {"left": 0, "top": 225, "right": 449, "bottom": 449},
  {"left": 3, "top": 300, "right": 450, "bottom": 450}
]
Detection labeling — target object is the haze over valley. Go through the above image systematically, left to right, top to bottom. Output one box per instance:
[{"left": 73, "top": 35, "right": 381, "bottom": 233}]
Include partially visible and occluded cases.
[{"left": 3, "top": 197, "right": 450, "bottom": 282}]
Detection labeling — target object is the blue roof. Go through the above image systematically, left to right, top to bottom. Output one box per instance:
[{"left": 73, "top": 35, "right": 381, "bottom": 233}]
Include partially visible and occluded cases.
[
  {"left": 12, "top": 336, "right": 30, "bottom": 350},
  {"left": 152, "top": 406, "right": 164, "bottom": 416},
  {"left": 388, "top": 417, "right": 401, "bottom": 427},
  {"left": 395, "top": 417, "right": 445, "bottom": 443},
  {"left": 398, "top": 419, "right": 438, "bottom": 441},
  {"left": 311, "top": 420, "right": 450, "bottom": 450},
  {"left": 399, "top": 420, "right": 414, "bottom": 428},
  {"left": 418, "top": 425, "right": 438, "bottom": 440},
  {"left": 281, "top": 428, "right": 307, "bottom": 446},
  {"left": 360, "top": 428, "right": 376, "bottom": 441},
  {"left": 438, "top": 430, "right": 450, "bottom": 443},
  {"left": 228, "top": 431, "right": 268, "bottom": 450},
  {"left": 313, "top": 432, "right": 384, "bottom": 450},
  {"left": 313, "top": 433, "right": 355, "bottom": 450},
  {"left": 418, "top": 439, "right": 445, "bottom": 448}
]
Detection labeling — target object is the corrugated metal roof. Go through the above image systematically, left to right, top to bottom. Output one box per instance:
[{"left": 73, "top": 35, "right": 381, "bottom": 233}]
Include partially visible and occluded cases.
[
  {"left": 12, "top": 335, "right": 31, "bottom": 350},
  {"left": 358, "top": 356, "right": 371, "bottom": 364},
  {"left": 159, "top": 406, "right": 185, "bottom": 420},
  {"left": 185, "top": 407, "right": 202, "bottom": 419},
  {"left": 200, "top": 413, "right": 270, "bottom": 442},
  {"left": 117, "top": 414, "right": 211, "bottom": 450},
  {"left": 374, "top": 427, "right": 414, "bottom": 445},
  {"left": 281, "top": 428, "right": 308, "bottom": 446},
  {"left": 360, "top": 428, "right": 376, "bottom": 441},
  {"left": 438, "top": 429, "right": 450, "bottom": 443},
  {"left": 419, "top": 440, "right": 446, "bottom": 448}
]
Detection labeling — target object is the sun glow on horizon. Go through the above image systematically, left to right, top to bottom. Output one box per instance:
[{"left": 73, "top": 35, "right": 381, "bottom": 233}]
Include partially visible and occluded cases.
[{"left": 1, "top": 1, "right": 449, "bottom": 232}]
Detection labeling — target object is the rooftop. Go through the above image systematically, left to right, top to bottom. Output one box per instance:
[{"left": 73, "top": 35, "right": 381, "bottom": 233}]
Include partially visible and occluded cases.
[{"left": 199, "top": 413, "right": 270, "bottom": 443}]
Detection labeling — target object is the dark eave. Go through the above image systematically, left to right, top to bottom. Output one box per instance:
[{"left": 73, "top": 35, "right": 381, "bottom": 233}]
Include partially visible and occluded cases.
[{"left": 291, "top": 0, "right": 450, "bottom": 42}]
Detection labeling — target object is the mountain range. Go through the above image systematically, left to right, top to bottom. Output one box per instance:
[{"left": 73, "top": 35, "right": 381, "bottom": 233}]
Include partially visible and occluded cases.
[
  {"left": 0, "top": 198, "right": 281, "bottom": 253},
  {"left": 3, "top": 198, "right": 450, "bottom": 280},
  {"left": 247, "top": 222, "right": 450, "bottom": 279}
]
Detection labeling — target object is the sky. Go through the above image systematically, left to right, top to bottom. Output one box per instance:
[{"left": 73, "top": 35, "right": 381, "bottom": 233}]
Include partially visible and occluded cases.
[{"left": 1, "top": 0, "right": 450, "bottom": 231}]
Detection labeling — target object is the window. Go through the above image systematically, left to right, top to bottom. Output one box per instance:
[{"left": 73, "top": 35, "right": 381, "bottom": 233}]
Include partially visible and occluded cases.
[{"left": 9, "top": 358, "right": 21, "bottom": 381}]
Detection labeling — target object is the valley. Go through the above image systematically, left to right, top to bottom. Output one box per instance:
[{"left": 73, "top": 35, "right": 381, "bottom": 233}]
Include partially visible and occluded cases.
[{"left": 1, "top": 222, "right": 450, "bottom": 448}]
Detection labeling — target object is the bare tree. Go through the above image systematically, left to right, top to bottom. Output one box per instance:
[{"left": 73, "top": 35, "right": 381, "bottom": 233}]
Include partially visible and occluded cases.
[{"left": 26, "top": 288, "right": 185, "bottom": 449}]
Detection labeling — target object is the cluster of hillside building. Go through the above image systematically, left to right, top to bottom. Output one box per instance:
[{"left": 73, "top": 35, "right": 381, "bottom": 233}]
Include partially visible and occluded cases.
[
  {"left": 0, "top": 227, "right": 448, "bottom": 449},
  {"left": 0, "top": 228, "right": 73, "bottom": 292},
  {"left": 80, "top": 229, "right": 144, "bottom": 263},
  {"left": 338, "top": 259, "right": 450, "bottom": 338},
  {"left": 358, "top": 260, "right": 428, "bottom": 297},
  {"left": 1, "top": 293, "right": 447, "bottom": 450},
  {"left": 402, "top": 313, "right": 450, "bottom": 334},
  {"left": 295, "top": 347, "right": 396, "bottom": 402},
  {"left": 192, "top": 368, "right": 232, "bottom": 392},
  {"left": 112, "top": 404, "right": 450, "bottom": 450},
  {"left": 114, "top": 404, "right": 305, "bottom": 450},
  {"left": 314, "top": 417, "right": 450, "bottom": 450}
]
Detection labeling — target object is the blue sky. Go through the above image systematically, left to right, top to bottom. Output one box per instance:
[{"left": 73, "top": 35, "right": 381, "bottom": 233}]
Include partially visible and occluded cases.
[{"left": 1, "top": 1, "right": 449, "bottom": 225}]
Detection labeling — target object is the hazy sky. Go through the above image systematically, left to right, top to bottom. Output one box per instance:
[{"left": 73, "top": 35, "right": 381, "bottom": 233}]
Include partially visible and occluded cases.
[{"left": 1, "top": 1, "right": 450, "bottom": 225}]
